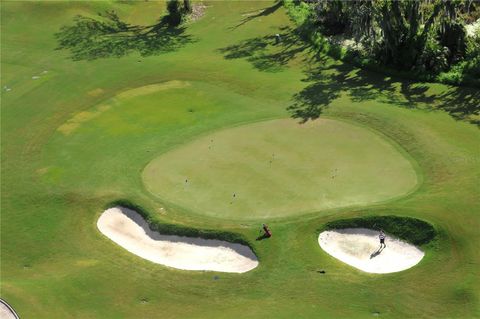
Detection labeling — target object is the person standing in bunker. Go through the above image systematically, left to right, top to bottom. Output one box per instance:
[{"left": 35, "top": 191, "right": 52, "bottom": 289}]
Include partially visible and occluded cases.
[{"left": 379, "top": 230, "right": 386, "bottom": 248}]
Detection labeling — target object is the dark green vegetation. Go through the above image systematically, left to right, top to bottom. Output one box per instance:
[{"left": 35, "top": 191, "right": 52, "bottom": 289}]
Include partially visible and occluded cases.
[
  {"left": 166, "top": 0, "right": 193, "bottom": 26},
  {"left": 284, "top": 0, "right": 480, "bottom": 87},
  {"left": 1, "top": 1, "right": 479, "bottom": 318},
  {"left": 323, "top": 216, "right": 437, "bottom": 246}
]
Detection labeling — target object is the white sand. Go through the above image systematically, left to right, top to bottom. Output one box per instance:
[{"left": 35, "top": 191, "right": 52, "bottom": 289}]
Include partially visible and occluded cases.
[
  {"left": 97, "top": 207, "right": 258, "bottom": 273},
  {"left": 318, "top": 228, "right": 424, "bottom": 274},
  {"left": 0, "top": 299, "right": 19, "bottom": 319}
]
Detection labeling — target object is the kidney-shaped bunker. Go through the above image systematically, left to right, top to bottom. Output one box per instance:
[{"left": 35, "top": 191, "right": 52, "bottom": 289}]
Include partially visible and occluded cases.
[
  {"left": 97, "top": 207, "right": 258, "bottom": 273},
  {"left": 318, "top": 228, "right": 424, "bottom": 274}
]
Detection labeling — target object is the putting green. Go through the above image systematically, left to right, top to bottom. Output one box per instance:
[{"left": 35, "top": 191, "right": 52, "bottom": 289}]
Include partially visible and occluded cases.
[{"left": 143, "top": 118, "right": 418, "bottom": 220}]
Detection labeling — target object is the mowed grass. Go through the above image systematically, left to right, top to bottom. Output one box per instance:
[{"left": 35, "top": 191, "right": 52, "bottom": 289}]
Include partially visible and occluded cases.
[
  {"left": 1, "top": 1, "right": 479, "bottom": 319},
  {"left": 143, "top": 118, "right": 418, "bottom": 219}
]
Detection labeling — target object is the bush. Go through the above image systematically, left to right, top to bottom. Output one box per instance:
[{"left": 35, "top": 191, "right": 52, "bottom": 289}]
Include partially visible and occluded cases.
[
  {"left": 283, "top": 0, "right": 312, "bottom": 25},
  {"left": 285, "top": 0, "right": 345, "bottom": 59},
  {"left": 418, "top": 32, "right": 449, "bottom": 73},
  {"left": 437, "top": 66, "right": 465, "bottom": 85},
  {"left": 322, "top": 215, "right": 437, "bottom": 246}
]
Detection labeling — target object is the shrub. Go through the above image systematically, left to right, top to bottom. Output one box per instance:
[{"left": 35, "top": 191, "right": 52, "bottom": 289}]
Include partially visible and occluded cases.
[
  {"left": 283, "top": 0, "right": 312, "bottom": 26},
  {"left": 418, "top": 32, "right": 449, "bottom": 73}
]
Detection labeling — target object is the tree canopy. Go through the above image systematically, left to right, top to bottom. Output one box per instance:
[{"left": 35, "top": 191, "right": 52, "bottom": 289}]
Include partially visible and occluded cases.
[{"left": 291, "top": 0, "right": 479, "bottom": 85}]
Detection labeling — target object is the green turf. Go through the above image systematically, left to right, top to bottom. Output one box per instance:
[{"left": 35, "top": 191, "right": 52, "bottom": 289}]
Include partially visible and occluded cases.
[
  {"left": 1, "top": 1, "right": 479, "bottom": 318},
  {"left": 143, "top": 118, "right": 418, "bottom": 219}
]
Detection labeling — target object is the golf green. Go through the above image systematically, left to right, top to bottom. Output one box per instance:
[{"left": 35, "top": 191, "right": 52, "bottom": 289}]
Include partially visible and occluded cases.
[{"left": 143, "top": 118, "right": 418, "bottom": 219}]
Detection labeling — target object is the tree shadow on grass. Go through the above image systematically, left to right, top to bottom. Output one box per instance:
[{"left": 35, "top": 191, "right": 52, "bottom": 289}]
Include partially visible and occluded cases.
[
  {"left": 233, "top": 1, "right": 283, "bottom": 29},
  {"left": 55, "top": 10, "right": 194, "bottom": 61},
  {"left": 218, "top": 25, "right": 479, "bottom": 125},
  {"left": 218, "top": 26, "right": 311, "bottom": 72},
  {"left": 289, "top": 57, "right": 480, "bottom": 125},
  {"left": 287, "top": 60, "right": 344, "bottom": 122},
  {"left": 421, "top": 86, "right": 480, "bottom": 124}
]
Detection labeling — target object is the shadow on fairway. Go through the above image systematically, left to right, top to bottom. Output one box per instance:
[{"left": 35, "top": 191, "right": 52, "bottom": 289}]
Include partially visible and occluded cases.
[
  {"left": 233, "top": 1, "right": 283, "bottom": 29},
  {"left": 55, "top": 10, "right": 194, "bottom": 61},
  {"left": 218, "top": 26, "right": 311, "bottom": 72},
  {"left": 219, "top": 26, "right": 479, "bottom": 125},
  {"left": 290, "top": 61, "right": 480, "bottom": 125},
  {"left": 256, "top": 233, "right": 271, "bottom": 241}
]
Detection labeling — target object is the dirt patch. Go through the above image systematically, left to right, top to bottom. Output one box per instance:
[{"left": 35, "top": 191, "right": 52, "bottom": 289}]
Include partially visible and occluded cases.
[
  {"left": 190, "top": 3, "right": 207, "bottom": 22},
  {"left": 87, "top": 88, "right": 104, "bottom": 96},
  {"left": 57, "top": 104, "right": 111, "bottom": 135}
]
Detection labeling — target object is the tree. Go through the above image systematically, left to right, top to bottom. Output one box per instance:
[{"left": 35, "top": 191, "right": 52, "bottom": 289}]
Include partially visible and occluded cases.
[
  {"left": 166, "top": 0, "right": 194, "bottom": 26},
  {"left": 167, "top": 0, "right": 182, "bottom": 26},
  {"left": 183, "top": 0, "right": 192, "bottom": 14},
  {"left": 308, "top": 0, "right": 474, "bottom": 72},
  {"left": 314, "top": 0, "right": 349, "bottom": 35}
]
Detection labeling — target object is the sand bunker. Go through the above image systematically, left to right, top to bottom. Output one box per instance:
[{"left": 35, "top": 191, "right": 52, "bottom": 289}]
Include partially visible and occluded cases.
[
  {"left": 97, "top": 207, "right": 258, "bottom": 273},
  {"left": 318, "top": 228, "right": 424, "bottom": 273},
  {"left": 0, "top": 299, "right": 19, "bottom": 319}
]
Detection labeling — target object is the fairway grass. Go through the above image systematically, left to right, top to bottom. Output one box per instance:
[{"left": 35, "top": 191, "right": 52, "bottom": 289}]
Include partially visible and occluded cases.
[
  {"left": 1, "top": 1, "right": 479, "bottom": 318},
  {"left": 143, "top": 118, "right": 418, "bottom": 220}
]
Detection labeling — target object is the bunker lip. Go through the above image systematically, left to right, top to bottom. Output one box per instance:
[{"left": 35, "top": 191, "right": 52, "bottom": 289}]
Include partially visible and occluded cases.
[
  {"left": 97, "top": 207, "right": 258, "bottom": 273},
  {"left": 318, "top": 228, "right": 424, "bottom": 274}
]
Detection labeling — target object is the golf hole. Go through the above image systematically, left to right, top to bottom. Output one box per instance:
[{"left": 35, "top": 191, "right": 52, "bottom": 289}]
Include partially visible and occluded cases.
[
  {"left": 97, "top": 207, "right": 258, "bottom": 273},
  {"left": 318, "top": 228, "right": 425, "bottom": 274}
]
